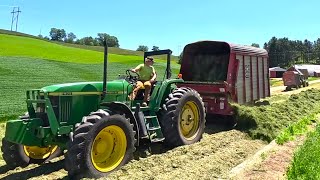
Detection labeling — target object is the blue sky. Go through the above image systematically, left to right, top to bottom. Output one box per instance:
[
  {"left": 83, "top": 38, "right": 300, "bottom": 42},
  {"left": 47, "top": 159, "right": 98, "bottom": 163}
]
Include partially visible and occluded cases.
[{"left": 0, "top": 0, "right": 319, "bottom": 55}]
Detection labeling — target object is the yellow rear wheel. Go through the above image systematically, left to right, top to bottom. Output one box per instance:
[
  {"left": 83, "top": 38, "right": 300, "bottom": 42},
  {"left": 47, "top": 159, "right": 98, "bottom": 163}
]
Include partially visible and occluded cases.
[
  {"left": 160, "top": 87, "right": 205, "bottom": 147},
  {"left": 180, "top": 101, "right": 200, "bottom": 140},
  {"left": 91, "top": 125, "right": 127, "bottom": 172},
  {"left": 23, "top": 145, "right": 58, "bottom": 160}
]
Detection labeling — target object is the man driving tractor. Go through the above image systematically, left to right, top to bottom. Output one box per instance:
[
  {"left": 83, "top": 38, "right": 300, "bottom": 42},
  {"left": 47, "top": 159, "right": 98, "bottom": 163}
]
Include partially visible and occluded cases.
[{"left": 129, "top": 56, "right": 157, "bottom": 106}]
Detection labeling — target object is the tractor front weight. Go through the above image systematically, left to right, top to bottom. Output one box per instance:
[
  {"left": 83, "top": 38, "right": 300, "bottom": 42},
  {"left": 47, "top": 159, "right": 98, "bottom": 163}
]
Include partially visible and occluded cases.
[{"left": 4, "top": 90, "right": 72, "bottom": 148}]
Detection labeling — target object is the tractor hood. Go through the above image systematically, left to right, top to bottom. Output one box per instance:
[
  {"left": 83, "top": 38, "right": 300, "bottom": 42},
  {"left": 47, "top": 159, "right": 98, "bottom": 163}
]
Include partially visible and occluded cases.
[{"left": 40, "top": 80, "right": 130, "bottom": 94}]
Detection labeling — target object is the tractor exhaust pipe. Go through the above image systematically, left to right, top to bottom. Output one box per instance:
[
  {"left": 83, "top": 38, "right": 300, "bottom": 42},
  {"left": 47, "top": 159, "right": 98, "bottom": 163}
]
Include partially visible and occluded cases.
[{"left": 102, "top": 40, "right": 108, "bottom": 100}]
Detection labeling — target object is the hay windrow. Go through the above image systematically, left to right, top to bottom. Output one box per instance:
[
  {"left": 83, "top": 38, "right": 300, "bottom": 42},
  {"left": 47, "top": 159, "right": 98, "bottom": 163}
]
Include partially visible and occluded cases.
[
  {"left": 233, "top": 88, "right": 320, "bottom": 142},
  {"left": 105, "top": 130, "right": 265, "bottom": 180}
]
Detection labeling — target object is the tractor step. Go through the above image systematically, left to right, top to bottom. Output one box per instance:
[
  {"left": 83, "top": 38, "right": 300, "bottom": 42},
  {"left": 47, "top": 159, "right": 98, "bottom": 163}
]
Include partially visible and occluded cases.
[
  {"left": 145, "top": 115, "right": 157, "bottom": 119},
  {"left": 148, "top": 126, "right": 161, "bottom": 131},
  {"left": 151, "top": 137, "right": 165, "bottom": 143}
]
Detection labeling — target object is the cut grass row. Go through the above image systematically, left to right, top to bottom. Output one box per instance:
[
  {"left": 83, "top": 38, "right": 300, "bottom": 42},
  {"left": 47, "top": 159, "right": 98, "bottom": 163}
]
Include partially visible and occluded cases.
[
  {"left": 0, "top": 56, "right": 180, "bottom": 122},
  {"left": 234, "top": 89, "right": 320, "bottom": 142},
  {"left": 287, "top": 125, "right": 320, "bottom": 179}
]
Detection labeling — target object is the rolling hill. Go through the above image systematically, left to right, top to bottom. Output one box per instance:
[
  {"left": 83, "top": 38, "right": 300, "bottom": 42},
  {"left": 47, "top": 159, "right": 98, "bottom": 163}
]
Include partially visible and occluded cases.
[{"left": 0, "top": 29, "right": 179, "bottom": 60}]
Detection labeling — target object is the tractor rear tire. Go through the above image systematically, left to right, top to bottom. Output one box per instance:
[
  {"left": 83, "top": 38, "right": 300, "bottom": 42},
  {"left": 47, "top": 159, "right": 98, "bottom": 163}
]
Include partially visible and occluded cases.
[
  {"left": 160, "top": 87, "right": 206, "bottom": 147},
  {"left": 65, "top": 110, "right": 136, "bottom": 178},
  {"left": 1, "top": 139, "right": 61, "bottom": 169}
]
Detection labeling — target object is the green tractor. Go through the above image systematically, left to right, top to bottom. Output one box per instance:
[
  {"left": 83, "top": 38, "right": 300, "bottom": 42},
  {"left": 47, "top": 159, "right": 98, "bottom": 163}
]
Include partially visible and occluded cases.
[{"left": 1, "top": 43, "right": 206, "bottom": 178}]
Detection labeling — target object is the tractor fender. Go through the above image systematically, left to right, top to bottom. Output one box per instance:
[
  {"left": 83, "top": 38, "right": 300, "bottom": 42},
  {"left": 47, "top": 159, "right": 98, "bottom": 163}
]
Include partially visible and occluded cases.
[
  {"left": 152, "top": 78, "right": 184, "bottom": 109},
  {"left": 100, "top": 102, "right": 140, "bottom": 146}
]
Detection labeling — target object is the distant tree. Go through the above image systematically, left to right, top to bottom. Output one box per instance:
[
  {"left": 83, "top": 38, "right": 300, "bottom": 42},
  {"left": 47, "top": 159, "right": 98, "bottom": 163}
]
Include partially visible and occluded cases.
[
  {"left": 49, "top": 28, "right": 66, "bottom": 41},
  {"left": 65, "top": 32, "right": 77, "bottom": 43},
  {"left": 96, "top": 33, "right": 120, "bottom": 47},
  {"left": 37, "top": 34, "right": 43, "bottom": 39},
  {"left": 43, "top": 36, "right": 50, "bottom": 40},
  {"left": 79, "top": 36, "right": 95, "bottom": 46},
  {"left": 263, "top": 42, "right": 268, "bottom": 50},
  {"left": 251, "top": 43, "right": 260, "bottom": 48},
  {"left": 136, "top": 45, "right": 149, "bottom": 52},
  {"left": 152, "top": 46, "right": 160, "bottom": 51}
]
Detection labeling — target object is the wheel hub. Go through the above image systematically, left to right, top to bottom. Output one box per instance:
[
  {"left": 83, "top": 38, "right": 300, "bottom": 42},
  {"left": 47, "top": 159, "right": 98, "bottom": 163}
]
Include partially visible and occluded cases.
[
  {"left": 179, "top": 101, "right": 200, "bottom": 140},
  {"left": 91, "top": 125, "right": 127, "bottom": 172}
]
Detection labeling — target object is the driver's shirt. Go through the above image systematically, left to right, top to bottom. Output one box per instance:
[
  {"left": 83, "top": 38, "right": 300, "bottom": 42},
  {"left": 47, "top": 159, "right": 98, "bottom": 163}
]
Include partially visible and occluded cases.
[{"left": 135, "top": 64, "right": 155, "bottom": 81}]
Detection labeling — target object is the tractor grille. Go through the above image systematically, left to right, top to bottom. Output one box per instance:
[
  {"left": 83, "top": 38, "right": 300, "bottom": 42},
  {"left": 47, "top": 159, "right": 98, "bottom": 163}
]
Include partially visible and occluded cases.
[
  {"left": 50, "top": 96, "right": 72, "bottom": 123},
  {"left": 59, "top": 100, "right": 71, "bottom": 122}
]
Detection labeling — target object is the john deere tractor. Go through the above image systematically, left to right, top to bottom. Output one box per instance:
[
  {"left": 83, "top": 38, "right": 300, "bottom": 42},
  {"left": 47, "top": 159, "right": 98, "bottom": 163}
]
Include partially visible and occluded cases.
[{"left": 1, "top": 43, "right": 206, "bottom": 178}]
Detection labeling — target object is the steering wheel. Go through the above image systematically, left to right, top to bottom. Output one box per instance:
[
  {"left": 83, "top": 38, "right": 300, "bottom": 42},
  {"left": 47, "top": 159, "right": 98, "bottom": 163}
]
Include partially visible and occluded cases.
[{"left": 125, "top": 69, "right": 139, "bottom": 84}]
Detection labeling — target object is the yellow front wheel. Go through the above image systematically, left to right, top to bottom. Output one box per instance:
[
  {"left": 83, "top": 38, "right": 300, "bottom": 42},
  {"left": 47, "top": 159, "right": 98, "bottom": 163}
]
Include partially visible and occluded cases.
[
  {"left": 65, "top": 111, "right": 136, "bottom": 178},
  {"left": 91, "top": 125, "right": 127, "bottom": 172},
  {"left": 1, "top": 139, "right": 61, "bottom": 168},
  {"left": 23, "top": 145, "right": 59, "bottom": 160}
]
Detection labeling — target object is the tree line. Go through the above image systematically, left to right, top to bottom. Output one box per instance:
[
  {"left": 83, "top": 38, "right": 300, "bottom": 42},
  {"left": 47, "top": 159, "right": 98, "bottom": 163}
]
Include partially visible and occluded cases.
[
  {"left": 38, "top": 28, "right": 160, "bottom": 51},
  {"left": 38, "top": 28, "right": 120, "bottom": 47},
  {"left": 263, "top": 37, "right": 320, "bottom": 68}
]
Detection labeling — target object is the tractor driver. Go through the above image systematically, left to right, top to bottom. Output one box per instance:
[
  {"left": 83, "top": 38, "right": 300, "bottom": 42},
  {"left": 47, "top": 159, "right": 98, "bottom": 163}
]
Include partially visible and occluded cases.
[{"left": 129, "top": 57, "right": 157, "bottom": 106}]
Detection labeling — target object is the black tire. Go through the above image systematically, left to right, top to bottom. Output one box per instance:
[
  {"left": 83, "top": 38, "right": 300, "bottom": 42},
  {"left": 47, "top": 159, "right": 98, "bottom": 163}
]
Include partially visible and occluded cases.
[
  {"left": 160, "top": 87, "right": 206, "bottom": 147},
  {"left": 65, "top": 110, "right": 136, "bottom": 179},
  {"left": 1, "top": 116, "right": 61, "bottom": 169}
]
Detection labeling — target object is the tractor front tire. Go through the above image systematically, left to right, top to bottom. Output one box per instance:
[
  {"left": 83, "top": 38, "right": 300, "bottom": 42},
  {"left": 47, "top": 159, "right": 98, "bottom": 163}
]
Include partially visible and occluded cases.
[
  {"left": 160, "top": 87, "right": 206, "bottom": 147},
  {"left": 65, "top": 110, "right": 136, "bottom": 178},
  {"left": 1, "top": 139, "right": 61, "bottom": 169}
]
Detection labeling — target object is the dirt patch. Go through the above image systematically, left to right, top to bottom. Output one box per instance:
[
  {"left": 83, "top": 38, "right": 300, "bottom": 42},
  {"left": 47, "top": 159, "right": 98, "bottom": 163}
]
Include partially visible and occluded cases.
[{"left": 230, "top": 136, "right": 305, "bottom": 180}]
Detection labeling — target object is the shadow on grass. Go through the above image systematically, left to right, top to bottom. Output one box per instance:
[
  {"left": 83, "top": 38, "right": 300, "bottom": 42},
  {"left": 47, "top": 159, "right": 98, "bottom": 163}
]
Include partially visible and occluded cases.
[{"left": 0, "top": 160, "right": 65, "bottom": 180}]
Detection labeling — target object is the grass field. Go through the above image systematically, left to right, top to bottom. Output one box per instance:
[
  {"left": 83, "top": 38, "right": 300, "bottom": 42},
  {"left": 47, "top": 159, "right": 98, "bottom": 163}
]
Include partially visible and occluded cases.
[
  {"left": 0, "top": 29, "right": 179, "bottom": 61},
  {"left": 0, "top": 34, "right": 144, "bottom": 63},
  {"left": 0, "top": 56, "right": 179, "bottom": 122},
  {"left": 270, "top": 78, "right": 283, "bottom": 87},
  {"left": 287, "top": 125, "right": 320, "bottom": 179}
]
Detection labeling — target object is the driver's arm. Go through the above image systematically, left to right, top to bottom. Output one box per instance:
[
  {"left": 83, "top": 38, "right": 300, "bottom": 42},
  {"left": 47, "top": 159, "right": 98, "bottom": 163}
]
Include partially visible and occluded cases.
[{"left": 131, "top": 64, "right": 142, "bottom": 73}]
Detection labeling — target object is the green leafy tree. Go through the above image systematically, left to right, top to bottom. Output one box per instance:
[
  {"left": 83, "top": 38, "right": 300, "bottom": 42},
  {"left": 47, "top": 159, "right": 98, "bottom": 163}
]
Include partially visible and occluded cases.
[
  {"left": 49, "top": 28, "right": 66, "bottom": 41},
  {"left": 65, "top": 32, "right": 77, "bottom": 43},
  {"left": 96, "top": 33, "right": 120, "bottom": 47},
  {"left": 251, "top": 43, "right": 260, "bottom": 48},
  {"left": 137, "top": 45, "right": 149, "bottom": 52},
  {"left": 152, "top": 46, "right": 160, "bottom": 51}
]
